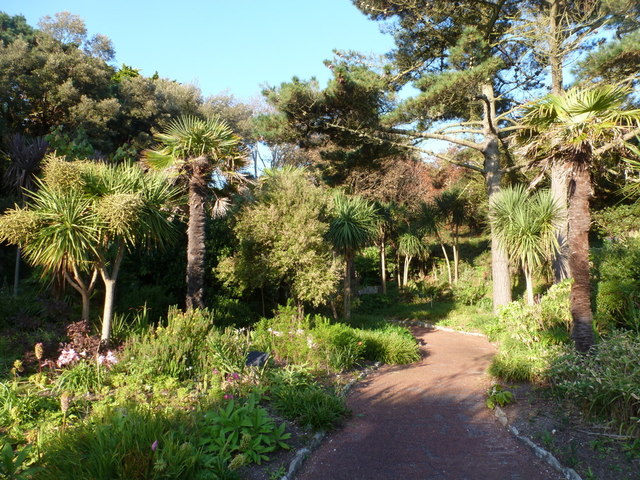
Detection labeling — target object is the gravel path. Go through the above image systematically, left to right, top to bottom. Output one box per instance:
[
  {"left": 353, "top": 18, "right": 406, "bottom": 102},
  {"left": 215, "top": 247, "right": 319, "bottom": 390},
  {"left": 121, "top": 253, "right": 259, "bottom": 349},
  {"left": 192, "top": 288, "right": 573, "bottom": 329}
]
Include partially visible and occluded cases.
[{"left": 295, "top": 326, "right": 566, "bottom": 480}]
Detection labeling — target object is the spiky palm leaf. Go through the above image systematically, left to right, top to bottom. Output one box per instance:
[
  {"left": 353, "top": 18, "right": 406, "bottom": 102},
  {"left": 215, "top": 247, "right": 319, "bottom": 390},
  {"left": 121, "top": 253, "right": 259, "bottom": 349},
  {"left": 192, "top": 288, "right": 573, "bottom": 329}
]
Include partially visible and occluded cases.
[
  {"left": 489, "top": 185, "right": 561, "bottom": 276},
  {"left": 328, "top": 192, "right": 378, "bottom": 255}
]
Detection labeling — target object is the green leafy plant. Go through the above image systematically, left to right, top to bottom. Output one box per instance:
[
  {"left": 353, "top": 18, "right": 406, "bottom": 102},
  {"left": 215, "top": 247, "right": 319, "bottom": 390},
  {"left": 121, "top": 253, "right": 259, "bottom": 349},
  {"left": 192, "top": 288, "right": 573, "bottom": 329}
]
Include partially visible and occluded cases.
[
  {"left": 269, "top": 382, "right": 349, "bottom": 431},
  {"left": 486, "top": 385, "right": 514, "bottom": 409},
  {"left": 199, "top": 394, "right": 290, "bottom": 466},
  {"left": 0, "top": 441, "right": 41, "bottom": 480}
]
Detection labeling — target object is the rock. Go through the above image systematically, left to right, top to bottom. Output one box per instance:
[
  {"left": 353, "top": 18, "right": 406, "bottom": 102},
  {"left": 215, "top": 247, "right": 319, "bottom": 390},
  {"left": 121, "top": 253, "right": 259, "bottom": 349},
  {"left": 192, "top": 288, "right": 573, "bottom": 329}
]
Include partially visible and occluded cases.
[{"left": 245, "top": 350, "right": 270, "bottom": 367}]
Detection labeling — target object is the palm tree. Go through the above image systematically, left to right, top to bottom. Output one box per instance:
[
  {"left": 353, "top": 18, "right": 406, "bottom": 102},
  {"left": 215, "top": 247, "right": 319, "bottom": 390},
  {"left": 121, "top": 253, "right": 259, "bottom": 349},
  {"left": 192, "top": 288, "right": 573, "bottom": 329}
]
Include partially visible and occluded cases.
[
  {"left": 517, "top": 85, "right": 640, "bottom": 351},
  {"left": 143, "top": 116, "right": 247, "bottom": 310},
  {"left": 2, "top": 134, "right": 48, "bottom": 296},
  {"left": 0, "top": 157, "right": 180, "bottom": 341},
  {"left": 489, "top": 186, "right": 561, "bottom": 305},
  {"left": 435, "top": 189, "right": 468, "bottom": 283},
  {"left": 328, "top": 192, "right": 378, "bottom": 319},
  {"left": 372, "top": 201, "right": 394, "bottom": 294},
  {"left": 418, "top": 202, "right": 452, "bottom": 284},
  {"left": 397, "top": 232, "right": 424, "bottom": 287}
]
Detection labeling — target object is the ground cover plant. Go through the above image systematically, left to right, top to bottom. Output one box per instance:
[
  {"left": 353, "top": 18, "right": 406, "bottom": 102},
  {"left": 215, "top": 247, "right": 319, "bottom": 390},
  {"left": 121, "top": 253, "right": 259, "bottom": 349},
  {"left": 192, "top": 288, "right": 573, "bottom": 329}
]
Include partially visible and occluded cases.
[{"left": 0, "top": 300, "right": 419, "bottom": 479}]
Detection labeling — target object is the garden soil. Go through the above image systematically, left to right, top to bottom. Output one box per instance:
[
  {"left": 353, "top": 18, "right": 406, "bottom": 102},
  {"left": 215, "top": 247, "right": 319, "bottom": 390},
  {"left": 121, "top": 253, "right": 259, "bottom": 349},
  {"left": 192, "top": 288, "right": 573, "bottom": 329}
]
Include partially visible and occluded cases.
[{"left": 295, "top": 326, "right": 565, "bottom": 480}]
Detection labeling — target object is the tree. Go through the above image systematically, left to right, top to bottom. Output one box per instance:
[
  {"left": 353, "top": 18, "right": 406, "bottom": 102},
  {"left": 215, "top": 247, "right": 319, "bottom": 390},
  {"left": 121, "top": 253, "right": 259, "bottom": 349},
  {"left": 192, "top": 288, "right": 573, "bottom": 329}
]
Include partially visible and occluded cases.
[
  {"left": 512, "top": 0, "right": 640, "bottom": 283},
  {"left": 516, "top": 84, "right": 640, "bottom": 351},
  {"left": 143, "top": 115, "right": 248, "bottom": 310},
  {"left": 2, "top": 134, "right": 48, "bottom": 296},
  {"left": 0, "top": 156, "right": 180, "bottom": 340},
  {"left": 218, "top": 167, "right": 340, "bottom": 311},
  {"left": 489, "top": 186, "right": 561, "bottom": 305},
  {"left": 434, "top": 189, "right": 468, "bottom": 284},
  {"left": 328, "top": 192, "right": 378, "bottom": 319},
  {"left": 397, "top": 232, "right": 424, "bottom": 287}
]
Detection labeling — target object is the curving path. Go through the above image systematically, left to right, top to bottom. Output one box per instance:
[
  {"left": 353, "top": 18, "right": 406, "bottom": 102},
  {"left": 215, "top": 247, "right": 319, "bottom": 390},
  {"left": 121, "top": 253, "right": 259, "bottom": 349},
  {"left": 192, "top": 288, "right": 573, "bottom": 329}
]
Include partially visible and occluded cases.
[{"left": 296, "top": 326, "right": 564, "bottom": 480}]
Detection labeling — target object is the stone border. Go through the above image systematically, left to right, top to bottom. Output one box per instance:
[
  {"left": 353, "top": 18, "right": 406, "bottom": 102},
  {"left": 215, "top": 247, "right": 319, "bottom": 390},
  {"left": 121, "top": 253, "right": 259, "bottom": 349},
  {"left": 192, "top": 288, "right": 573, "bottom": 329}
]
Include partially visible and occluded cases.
[
  {"left": 411, "top": 319, "right": 582, "bottom": 479},
  {"left": 279, "top": 361, "right": 383, "bottom": 480},
  {"left": 494, "top": 404, "right": 583, "bottom": 480}
]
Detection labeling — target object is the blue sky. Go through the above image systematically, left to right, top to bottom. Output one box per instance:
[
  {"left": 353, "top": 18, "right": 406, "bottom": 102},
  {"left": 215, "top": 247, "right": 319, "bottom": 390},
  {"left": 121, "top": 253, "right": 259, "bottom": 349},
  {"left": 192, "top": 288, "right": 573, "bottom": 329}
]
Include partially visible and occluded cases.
[{"left": 3, "top": 0, "right": 396, "bottom": 101}]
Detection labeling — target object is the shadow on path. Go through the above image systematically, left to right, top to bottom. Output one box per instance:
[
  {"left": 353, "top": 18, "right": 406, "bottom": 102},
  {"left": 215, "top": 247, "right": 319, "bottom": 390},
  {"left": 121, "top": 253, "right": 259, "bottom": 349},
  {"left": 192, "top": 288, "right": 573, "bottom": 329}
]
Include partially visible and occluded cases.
[{"left": 296, "top": 328, "right": 564, "bottom": 480}]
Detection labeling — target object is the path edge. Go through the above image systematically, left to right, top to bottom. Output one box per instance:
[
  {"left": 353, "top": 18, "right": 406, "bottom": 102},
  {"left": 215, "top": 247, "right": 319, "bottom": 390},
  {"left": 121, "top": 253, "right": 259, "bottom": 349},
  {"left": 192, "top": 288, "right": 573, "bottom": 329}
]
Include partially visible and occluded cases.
[{"left": 279, "top": 361, "right": 383, "bottom": 480}]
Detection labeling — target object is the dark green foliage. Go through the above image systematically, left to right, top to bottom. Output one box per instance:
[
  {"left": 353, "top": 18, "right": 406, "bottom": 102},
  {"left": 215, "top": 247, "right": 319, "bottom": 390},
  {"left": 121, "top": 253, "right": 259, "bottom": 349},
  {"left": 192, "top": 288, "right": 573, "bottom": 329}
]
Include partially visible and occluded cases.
[
  {"left": 593, "top": 203, "right": 640, "bottom": 241},
  {"left": 592, "top": 239, "right": 640, "bottom": 333},
  {"left": 488, "top": 281, "right": 572, "bottom": 382},
  {"left": 549, "top": 331, "right": 640, "bottom": 434},
  {"left": 270, "top": 383, "right": 349, "bottom": 431},
  {"left": 198, "top": 394, "right": 290, "bottom": 466},
  {"left": 36, "top": 406, "right": 204, "bottom": 480}
]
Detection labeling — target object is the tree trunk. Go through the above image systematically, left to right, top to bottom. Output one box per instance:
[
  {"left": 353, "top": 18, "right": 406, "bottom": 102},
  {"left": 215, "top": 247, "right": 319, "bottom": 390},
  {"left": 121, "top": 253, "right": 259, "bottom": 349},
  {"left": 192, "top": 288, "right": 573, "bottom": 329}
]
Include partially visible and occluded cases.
[
  {"left": 548, "top": 0, "right": 571, "bottom": 283},
  {"left": 481, "top": 82, "right": 512, "bottom": 310},
  {"left": 551, "top": 162, "right": 571, "bottom": 282},
  {"left": 567, "top": 164, "right": 595, "bottom": 352},
  {"left": 186, "top": 170, "right": 208, "bottom": 310},
  {"left": 453, "top": 228, "right": 459, "bottom": 284},
  {"left": 380, "top": 238, "right": 387, "bottom": 294},
  {"left": 99, "top": 244, "right": 125, "bottom": 343},
  {"left": 441, "top": 244, "right": 452, "bottom": 284},
  {"left": 12, "top": 246, "right": 20, "bottom": 297},
  {"left": 343, "top": 252, "right": 353, "bottom": 319},
  {"left": 403, "top": 255, "right": 411, "bottom": 286},
  {"left": 523, "top": 266, "right": 535, "bottom": 306},
  {"left": 65, "top": 267, "right": 98, "bottom": 321}
]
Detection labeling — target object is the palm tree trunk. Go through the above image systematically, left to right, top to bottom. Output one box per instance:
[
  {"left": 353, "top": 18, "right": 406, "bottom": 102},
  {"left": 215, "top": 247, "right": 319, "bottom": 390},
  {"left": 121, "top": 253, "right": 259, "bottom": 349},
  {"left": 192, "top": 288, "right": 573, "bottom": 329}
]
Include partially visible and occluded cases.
[
  {"left": 481, "top": 82, "right": 512, "bottom": 310},
  {"left": 551, "top": 162, "right": 571, "bottom": 282},
  {"left": 567, "top": 164, "right": 594, "bottom": 352},
  {"left": 186, "top": 171, "right": 207, "bottom": 310},
  {"left": 453, "top": 229, "right": 459, "bottom": 284},
  {"left": 380, "top": 239, "right": 387, "bottom": 294},
  {"left": 99, "top": 244, "right": 125, "bottom": 343},
  {"left": 441, "top": 244, "right": 452, "bottom": 284},
  {"left": 13, "top": 246, "right": 20, "bottom": 297},
  {"left": 343, "top": 252, "right": 353, "bottom": 319},
  {"left": 403, "top": 255, "right": 411, "bottom": 286},
  {"left": 523, "top": 266, "right": 535, "bottom": 306},
  {"left": 65, "top": 267, "right": 98, "bottom": 321}
]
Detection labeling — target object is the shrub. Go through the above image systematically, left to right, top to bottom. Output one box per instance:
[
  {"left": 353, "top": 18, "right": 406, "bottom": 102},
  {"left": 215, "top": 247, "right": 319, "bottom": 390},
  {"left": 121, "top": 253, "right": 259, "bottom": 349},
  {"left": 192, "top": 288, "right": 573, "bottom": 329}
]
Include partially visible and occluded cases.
[
  {"left": 592, "top": 238, "right": 640, "bottom": 333},
  {"left": 488, "top": 282, "right": 571, "bottom": 382},
  {"left": 122, "top": 307, "right": 213, "bottom": 380},
  {"left": 356, "top": 325, "right": 420, "bottom": 364},
  {"left": 549, "top": 331, "right": 640, "bottom": 434},
  {"left": 269, "top": 383, "right": 349, "bottom": 431},
  {"left": 198, "top": 394, "right": 290, "bottom": 466},
  {"left": 36, "top": 405, "right": 204, "bottom": 480}
]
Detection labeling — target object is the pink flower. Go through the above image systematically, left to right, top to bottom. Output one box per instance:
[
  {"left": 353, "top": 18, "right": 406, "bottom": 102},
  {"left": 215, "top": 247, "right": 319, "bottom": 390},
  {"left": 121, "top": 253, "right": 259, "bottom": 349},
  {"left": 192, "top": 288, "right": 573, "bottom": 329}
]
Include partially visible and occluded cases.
[
  {"left": 56, "top": 348, "right": 79, "bottom": 368},
  {"left": 97, "top": 350, "right": 118, "bottom": 368},
  {"left": 212, "top": 368, "right": 220, "bottom": 375},
  {"left": 224, "top": 394, "right": 234, "bottom": 400},
  {"left": 151, "top": 440, "right": 158, "bottom": 451}
]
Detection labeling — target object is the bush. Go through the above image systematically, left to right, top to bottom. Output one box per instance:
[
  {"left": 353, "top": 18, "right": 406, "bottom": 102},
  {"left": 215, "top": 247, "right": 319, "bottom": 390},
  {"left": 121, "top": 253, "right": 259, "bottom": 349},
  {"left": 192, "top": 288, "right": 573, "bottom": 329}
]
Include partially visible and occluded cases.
[
  {"left": 593, "top": 239, "right": 640, "bottom": 333},
  {"left": 488, "top": 282, "right": 571, "bottom": 382},
  {"left": 122, "top": 307, "right": 214, "bottom": 381},
  {"left": 356, "top": 325, "right": 420, "bottom": 364},
  {"left": 549, "top": 331, "right": 640, "bottom": 434},
  {"left": 269, "top": 382, "right": 349, "bottom": 431},
  {"left": 198, "top": 394, "right": 290, "bottom": 466},
  {"left": 36, "top": 405, "right": 204, "bottom": 480}
]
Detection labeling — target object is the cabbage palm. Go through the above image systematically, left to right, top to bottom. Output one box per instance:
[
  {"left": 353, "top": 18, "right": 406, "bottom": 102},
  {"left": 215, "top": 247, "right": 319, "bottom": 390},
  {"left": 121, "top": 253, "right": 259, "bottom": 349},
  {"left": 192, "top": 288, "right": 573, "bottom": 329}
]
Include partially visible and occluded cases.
[
  {"left": 518, "top": 85, "right": 640, "bottom": 351},
  {"left": 144, "top": 115, "right": 247, "bottom": 310},
  {"left": 2, "top": 134, "right": 48, "bottom": 296},
  {"left": 0, "top": 157, "right": 180, "bottom": 341},
  {"left": 489, "top": 186, "right": 561, "bottom": 305},
  {"left": 434, "top": 189, "right": 468, "bottom": 283},
  {"left": 329, "top": 192, "right": 378, "bottom": 319},
  {"left": 397, "top": 232, "right": 424, "bottom": 287}
]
